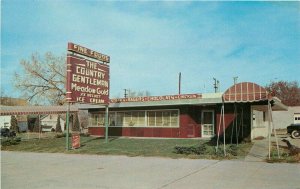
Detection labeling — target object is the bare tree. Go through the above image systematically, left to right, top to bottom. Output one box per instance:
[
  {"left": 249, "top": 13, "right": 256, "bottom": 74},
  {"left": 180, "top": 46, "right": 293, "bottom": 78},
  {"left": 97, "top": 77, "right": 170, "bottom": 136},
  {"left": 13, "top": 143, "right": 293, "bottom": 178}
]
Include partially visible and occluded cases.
[
  {"left": 14, "top": 52, "right": 66, "bottom": 105},
  {"left": 78, "top": 110, "right": 89, "bottom": 130},
  {"left": 72, "top": 113, "right": 80, "bottom": 132}
]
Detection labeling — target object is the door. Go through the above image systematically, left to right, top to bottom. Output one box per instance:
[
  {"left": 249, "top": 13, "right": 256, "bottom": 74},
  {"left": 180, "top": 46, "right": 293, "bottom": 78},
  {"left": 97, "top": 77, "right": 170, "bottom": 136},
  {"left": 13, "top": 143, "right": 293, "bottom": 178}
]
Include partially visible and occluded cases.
[{"left": 201, "top": 110, "right": 214, "bottom": 137}]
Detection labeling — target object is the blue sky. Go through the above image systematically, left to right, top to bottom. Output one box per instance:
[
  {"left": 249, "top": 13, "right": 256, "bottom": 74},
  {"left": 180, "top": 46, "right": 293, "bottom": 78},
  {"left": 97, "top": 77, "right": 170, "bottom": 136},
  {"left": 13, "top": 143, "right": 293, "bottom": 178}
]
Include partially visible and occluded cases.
[{"left": 1, "top": 1, "right": 300, "bottom": 98}]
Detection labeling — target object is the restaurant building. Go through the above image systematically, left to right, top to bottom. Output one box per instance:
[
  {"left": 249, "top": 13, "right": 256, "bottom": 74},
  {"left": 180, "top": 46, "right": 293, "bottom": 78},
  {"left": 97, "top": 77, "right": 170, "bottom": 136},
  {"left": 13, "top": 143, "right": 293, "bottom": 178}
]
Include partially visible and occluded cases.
[{"left": 87, "top": 82, "right": 287, "bottom": 140}]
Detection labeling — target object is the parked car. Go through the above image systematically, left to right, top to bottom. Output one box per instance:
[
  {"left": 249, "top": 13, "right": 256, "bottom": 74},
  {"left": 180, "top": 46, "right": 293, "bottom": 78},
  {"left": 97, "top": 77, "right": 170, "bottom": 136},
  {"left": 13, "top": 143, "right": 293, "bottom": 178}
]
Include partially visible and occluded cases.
[
  {"left": 287, "top": 123, "right": 300, "bottom": 139},
  {"left": 1, "top": 128, "right": 16, "bottom": 137}
]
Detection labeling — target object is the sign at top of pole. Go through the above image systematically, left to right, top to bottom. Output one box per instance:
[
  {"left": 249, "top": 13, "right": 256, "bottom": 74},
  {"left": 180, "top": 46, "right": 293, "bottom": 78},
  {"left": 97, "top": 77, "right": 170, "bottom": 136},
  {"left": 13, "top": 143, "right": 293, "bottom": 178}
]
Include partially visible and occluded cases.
[{"left": 66, "top": 42, "right": 110, "bottom": 105}]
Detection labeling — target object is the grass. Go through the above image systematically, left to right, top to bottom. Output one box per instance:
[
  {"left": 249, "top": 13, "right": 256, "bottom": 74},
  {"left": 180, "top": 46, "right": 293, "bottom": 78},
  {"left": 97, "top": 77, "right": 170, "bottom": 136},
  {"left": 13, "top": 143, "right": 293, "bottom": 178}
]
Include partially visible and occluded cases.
[
  {"left": 1, "top": 133, "right": 253, "bottom": 159},
  {"left": 266, "top": 142, "right": 300, "bottom": 163}
]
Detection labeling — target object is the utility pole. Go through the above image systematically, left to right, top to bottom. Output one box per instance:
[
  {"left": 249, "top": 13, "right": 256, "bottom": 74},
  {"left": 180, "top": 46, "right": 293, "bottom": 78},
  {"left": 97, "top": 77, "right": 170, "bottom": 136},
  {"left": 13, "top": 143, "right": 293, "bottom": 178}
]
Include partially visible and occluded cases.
[
  {"left": 178, "top": 72, "right": 181, "bottom": 95},
  {"left": 213, "top": 78, "right": 219, "bottom": 93},
  {"left": 124, "top": 89, "right": 129, "bottom": 98}
]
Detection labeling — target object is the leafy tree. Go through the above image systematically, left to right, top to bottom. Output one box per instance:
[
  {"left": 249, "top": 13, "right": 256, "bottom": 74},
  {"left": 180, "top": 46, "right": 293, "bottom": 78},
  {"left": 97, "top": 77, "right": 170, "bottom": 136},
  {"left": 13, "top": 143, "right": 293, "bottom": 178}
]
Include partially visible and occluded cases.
[
  {"left": 14, "top": 52, "right": 66, "bottom": 105},
  {"left": 265, "top": 80, "right": 300, "bottom": 106},
  {"left": 72, "top": 113, "right": 80, "bottom": 132},
  {"left": 10, "top": 115, "right": 19, "bottom": 133},
  {"left": 56, "top": 115, "right": 62, "bottom": 133}
]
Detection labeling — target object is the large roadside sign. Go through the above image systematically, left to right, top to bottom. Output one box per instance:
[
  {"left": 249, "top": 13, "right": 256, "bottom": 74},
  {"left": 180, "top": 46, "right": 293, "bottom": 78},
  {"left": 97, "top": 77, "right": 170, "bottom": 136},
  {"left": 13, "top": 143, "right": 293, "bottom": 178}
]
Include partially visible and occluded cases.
[{"left": 66, "top": 42, "right": 110, "bottom": 104}]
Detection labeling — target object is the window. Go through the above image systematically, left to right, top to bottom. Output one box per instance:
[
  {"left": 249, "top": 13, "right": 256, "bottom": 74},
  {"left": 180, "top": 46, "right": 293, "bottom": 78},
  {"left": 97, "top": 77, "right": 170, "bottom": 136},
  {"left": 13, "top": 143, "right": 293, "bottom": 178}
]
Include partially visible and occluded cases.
[
  {"left": 89, "top": 109, "right": 179, "bottom": 127},
  {"left": 147, "top": 110, "right": 179, "bottom": 127},
  {"left": 170, "top": 110, "right": 179, "bottom": 126},
  {"left": 132, "top": 111, "right": 145, "bottom": 126},
  {"left": 147, "top": 111, "right": 156, "bottom": 126},
  {"left": 163, "top": 111, "right": 170, "bottom": 126},
  {"left": 109, "top": 112, "right": 116, "bottom": 126},
  {"left": 116, "top": 112, "right": 124, "bottom": 126},
  {"left": 124, "top": 112, "right": 132, "bottom": 126},
  {"left": 156, "top": 112, "right": 163, "bottom": 126},
  {"left": 89, "top": 113, "right": 105, "bottom": 126}
]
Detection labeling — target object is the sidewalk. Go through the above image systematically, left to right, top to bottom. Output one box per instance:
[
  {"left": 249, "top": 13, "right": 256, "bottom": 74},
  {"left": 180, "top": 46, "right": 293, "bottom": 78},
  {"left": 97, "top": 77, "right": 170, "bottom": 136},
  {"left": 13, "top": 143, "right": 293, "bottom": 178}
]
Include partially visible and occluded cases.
[{"left": 244, "top": 139, "right": 269, "bottom": 162}]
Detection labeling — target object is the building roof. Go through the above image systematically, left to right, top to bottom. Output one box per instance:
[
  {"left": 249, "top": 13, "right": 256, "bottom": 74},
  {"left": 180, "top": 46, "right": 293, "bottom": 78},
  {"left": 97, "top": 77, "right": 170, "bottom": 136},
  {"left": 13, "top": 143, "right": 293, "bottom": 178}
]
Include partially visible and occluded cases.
[
  {"left": 0, "top": 97, "right": 28, "bottom": 106},
  {"left": 0, "top": 105, "right": 78, "bottom": 115}
]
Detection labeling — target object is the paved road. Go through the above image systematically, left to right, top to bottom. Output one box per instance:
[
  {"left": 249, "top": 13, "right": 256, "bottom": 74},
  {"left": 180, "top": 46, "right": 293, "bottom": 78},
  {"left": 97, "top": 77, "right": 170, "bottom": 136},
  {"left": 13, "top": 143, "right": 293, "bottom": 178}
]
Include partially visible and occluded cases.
[{"left": 1, "top": 151, "right": 299, "bottom": 189}]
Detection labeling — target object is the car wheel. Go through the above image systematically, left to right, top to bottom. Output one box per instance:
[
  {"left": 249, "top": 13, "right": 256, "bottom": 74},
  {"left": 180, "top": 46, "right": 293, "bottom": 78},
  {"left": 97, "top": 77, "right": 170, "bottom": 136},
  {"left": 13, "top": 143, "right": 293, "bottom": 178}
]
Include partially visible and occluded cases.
[{"left": 291, "top": 130, "right": 300, "bottom": 139}]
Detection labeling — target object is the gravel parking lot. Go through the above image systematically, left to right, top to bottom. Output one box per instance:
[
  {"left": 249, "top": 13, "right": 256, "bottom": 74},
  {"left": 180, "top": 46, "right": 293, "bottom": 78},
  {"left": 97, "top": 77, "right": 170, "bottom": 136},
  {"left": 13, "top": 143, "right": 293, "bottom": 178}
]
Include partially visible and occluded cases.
[{"left": 2, "top": 151, "right": 299, "bottom": 189}]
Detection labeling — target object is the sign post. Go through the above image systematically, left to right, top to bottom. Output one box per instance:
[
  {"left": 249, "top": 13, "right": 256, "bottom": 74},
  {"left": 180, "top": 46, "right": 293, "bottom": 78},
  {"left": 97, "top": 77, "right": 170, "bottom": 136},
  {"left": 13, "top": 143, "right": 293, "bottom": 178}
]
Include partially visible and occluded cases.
[
  {"left": 66, "top": 42, "right": 110, "bottom": 149},
  {"left": 66, "top": 103, "right": 70, "bottom": 150},
  {"left": 105, "top": 105, "right": 109, "bottom": 143}
]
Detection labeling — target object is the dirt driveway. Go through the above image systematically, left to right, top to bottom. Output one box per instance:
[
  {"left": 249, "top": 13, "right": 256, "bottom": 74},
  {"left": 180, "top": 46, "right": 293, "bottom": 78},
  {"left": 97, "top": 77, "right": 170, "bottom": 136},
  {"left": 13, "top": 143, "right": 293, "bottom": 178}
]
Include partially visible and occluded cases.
[{"left": 276, "top": 133, "right": 300, "bottom": 148}]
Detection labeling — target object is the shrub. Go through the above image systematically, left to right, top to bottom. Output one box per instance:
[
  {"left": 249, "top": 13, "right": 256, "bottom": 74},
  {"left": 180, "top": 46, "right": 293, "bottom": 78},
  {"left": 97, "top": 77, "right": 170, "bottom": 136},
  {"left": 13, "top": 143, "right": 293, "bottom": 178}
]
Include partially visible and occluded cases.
[
  {"left": 1, "top": 137, "right": 21, "bottom": 146},
  {"left": 174, "top": 143, "right": 241, "bottom": 157},
  {"left": 174, "top": 144, "right": 207, "bottom": 155},
  {"left": 226, "top": 145, "right": 238, "bottom": 156}
]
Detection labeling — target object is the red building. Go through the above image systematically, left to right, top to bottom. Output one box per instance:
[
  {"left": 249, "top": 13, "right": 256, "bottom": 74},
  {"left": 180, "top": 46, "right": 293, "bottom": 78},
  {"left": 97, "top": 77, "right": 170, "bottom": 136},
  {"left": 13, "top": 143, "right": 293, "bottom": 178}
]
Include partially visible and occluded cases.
[{"left": 86, "top": 82, "right": 287, "bottom": 141}]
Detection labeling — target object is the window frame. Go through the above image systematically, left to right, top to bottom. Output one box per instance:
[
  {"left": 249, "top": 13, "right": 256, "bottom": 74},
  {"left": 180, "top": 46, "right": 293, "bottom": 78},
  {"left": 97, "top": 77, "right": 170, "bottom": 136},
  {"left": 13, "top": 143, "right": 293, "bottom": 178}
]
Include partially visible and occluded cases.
[{"left": 89, "top": 109, "right": 180, "bottom": 128}]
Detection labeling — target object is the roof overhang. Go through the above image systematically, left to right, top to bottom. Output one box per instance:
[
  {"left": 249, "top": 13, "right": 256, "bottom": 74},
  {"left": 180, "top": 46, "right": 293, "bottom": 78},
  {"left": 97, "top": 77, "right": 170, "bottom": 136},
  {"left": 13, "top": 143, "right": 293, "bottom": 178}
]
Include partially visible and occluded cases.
[
  {"left": 223, "top": 82, "right": 270, "bottom": 103},
  {"left": 108, "top": 93, "right": 223, "bottom": 108},
  {"left": 249, "top": 97, "right": 288, "bottom": 111},
  {"left": 270, "top": 97, "right": 288, "bottom": 111}
]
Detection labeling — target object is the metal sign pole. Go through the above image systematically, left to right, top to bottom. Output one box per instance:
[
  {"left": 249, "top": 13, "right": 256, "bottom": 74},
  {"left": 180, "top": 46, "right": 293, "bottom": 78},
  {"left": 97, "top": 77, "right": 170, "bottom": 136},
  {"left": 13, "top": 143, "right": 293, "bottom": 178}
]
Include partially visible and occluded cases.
[
  {"left": 268, "top": 100, "right": 271, "bottom": 160},
  {"left": 66, "top": 102, "right": 70, "bottom": 150},
  {"left": 222, "top": 104, "right": 226, "bottom": 156},
  {"left": 105, "top": 105, "right": 109, "bottom": 143},
  {"left": 216, "top": 105, "right": 223, "bottom": 151},
  {"left": 39, "top": 114, "right": 41, "bottom": 140}
]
